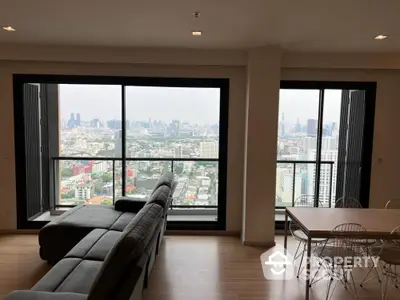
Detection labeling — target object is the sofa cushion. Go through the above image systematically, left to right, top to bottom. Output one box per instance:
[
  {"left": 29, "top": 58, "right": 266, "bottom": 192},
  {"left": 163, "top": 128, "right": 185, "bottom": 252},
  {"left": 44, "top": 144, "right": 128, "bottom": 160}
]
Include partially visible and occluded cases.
[
  {"left": 114, "top": 198, "right": 147, "bottom": 213},
  {"left": 88, "top": 203, "right": 163, "bottom": 300},
  {"left": 54, "top": 205, "right": 123, "bottom": 228},
  {"left": 39, "top": 206, "right": 135, "bottom": 263},
  {"left": 109, "top": 212, "right": 136, "bottom": 231},
  {"left": 65, "top": 229, "right": 122, "bottom": 261},
  {"left": 85, "top": 231, "right": 122, "bottom": 261},
  {"left": 32, "top": 257, "right": 102, "bottom": 295},
  {"left": 32, "top": 258, "right": 82, "bottom": 292},
  {"left": 55, "top": 260, "right": 103, "bottom": 294}
]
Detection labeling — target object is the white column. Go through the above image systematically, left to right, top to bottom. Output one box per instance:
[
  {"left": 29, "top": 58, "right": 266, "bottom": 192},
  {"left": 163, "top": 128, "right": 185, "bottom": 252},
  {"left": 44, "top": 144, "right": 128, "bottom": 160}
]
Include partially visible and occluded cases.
[{"left": 241, "top": 47, "right": 282, "bottom": 246}]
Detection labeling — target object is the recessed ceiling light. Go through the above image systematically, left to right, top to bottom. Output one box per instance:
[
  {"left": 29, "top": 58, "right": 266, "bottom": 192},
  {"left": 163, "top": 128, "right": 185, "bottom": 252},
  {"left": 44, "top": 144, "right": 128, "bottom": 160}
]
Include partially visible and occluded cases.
[
  {"left": 2, "top": 25, "right": 16, "bottom": 32},
  {"left": 192, "top": 31, "right": 202, "bottom": 36},
  {"left": 374, "top": 34, "right": 387, "bottom": 40}
]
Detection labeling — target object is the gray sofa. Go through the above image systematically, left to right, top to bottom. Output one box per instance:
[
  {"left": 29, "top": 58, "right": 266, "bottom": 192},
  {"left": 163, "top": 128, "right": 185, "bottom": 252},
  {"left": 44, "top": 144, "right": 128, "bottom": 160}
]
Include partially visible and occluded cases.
[
  {"left": 39, "top": 172, "right": 175, "bottom": 264},
  {"left": 5, "top": 203, "right": 163, "bottom": 300}
]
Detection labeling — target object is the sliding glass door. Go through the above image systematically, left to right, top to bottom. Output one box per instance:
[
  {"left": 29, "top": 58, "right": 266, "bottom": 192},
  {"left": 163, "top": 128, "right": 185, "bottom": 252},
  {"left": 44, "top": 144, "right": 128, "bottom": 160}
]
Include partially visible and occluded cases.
[
  {"left": 14, "top": 75, "right": 229, "bottom": 230},
  {"left": 276, "top": 82, "right": 376, "bottom": 212}
]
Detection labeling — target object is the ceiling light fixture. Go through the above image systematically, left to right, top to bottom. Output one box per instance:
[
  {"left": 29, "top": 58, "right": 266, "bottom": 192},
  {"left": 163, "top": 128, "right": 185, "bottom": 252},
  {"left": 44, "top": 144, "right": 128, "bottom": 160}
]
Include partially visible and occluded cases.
[
  {"left": 193, "top": 12, "right": 200, "bottom": 18},
  {"left": 2, "top": 25, "right": 16, "bottom": 32},
  {"left": 192, "top": 31, "right": 202, "bottom": 36},
  {"left": 374, "top": 34, "right": 387, "bottom": 40}
]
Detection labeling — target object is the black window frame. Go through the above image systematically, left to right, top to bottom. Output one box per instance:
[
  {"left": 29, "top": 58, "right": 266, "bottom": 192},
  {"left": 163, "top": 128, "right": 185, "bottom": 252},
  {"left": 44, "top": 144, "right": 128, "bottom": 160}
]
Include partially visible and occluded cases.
[
  {"left": 13, "top": 74, "right": 229, "bottom": 230},
  {"left": 276, "top": 80, "right": 377, "bottom": 229}
]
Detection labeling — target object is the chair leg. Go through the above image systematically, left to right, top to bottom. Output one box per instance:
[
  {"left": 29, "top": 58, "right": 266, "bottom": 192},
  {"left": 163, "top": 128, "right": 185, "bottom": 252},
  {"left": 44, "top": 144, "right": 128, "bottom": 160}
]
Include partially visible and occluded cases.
[
  {"left": 293, "top": 240, "right": 302, "bottom": 260},
  {"left": 297, "top": 243, "right": 306, "bottom": 278},
  {"left": 310, "top": 261, "right": 324, "bottom": 286},
  {"left": 349, "top": 269, "right": 358, "bottom": 300},
  {"left": 382, "top": 272, "right": 390, "bottom": 300}
]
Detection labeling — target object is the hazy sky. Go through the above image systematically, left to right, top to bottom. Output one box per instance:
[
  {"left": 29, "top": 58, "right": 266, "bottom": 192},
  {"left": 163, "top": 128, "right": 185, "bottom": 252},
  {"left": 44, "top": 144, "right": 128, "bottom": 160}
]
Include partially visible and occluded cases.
[
  {"left": 59, "top": 84, "right": 343, "bottom": 126},
  {"left": 59, "top": 85, "right": 220, "bottom": 125},
  {"left": 279, "top": 89, "right": 342, "bottom": 124}
]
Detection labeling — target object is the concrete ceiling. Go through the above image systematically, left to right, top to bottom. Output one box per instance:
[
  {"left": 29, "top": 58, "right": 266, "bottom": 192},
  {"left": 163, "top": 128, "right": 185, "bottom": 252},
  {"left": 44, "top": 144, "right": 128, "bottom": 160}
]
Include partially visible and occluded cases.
[{"left": 0, "top": 0, "right": 399, "bottom": 52}]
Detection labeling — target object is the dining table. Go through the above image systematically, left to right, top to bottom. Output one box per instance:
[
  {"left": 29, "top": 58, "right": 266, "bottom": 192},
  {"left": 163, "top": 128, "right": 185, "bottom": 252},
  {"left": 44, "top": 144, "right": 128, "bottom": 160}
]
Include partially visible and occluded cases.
[{"left": 284, "top": 207, "right": 400, "bottom": 300}]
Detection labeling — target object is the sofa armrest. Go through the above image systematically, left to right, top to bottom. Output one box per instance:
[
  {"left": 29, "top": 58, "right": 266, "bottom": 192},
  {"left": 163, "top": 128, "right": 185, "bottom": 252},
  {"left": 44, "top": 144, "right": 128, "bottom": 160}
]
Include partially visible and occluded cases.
[
  {"left": 114, "top": 197, "right": 148, "bottom": 213},
  {"left": 4, "top": 291, "right": 87, "bottom": 300}
]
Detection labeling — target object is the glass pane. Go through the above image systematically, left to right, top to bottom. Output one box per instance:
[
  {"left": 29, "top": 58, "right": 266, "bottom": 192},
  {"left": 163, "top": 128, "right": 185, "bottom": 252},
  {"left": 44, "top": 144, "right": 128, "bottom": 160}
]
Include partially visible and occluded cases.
[
  {"left": 59, "top": 84, "right": 122, "bottom": 157},
  {"left": 124, "top": 86, "right": 220, "bottom": 159},
  {"left": 276, "top": 89, "right": 320, "bottom": 207},
  {"left": 318, "top": 90, "right": 342, "bottom": 207},
  {"left": 57, "top": 159, "right": 116, "bottom": 206},
  {"left": 125, "top": 160, "right": 172, "bottom": 198},
  {"left": 172, "top": 161, "right": 218, "bottom": 206}
]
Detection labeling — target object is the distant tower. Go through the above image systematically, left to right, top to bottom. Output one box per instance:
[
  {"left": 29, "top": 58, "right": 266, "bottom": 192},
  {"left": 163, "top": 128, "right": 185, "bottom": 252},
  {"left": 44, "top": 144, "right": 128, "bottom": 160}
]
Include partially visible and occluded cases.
[
  {"left": 68, "top": 113, "right": 75, "bottom": 128},
  {"left": 76, "top": 113, "right": 81, "bottom": 126},
  {"left": 279, "top": 113, "right": 285, "bottom": 136},
  {"left": 295, "top": 118, "right": 302, "bottom": 132},
  {"left": 307, "top": 119, "right": 317, "bottom": 137},
  {"left": 114, "top": 130, "right": 122, "bottom": 157}
]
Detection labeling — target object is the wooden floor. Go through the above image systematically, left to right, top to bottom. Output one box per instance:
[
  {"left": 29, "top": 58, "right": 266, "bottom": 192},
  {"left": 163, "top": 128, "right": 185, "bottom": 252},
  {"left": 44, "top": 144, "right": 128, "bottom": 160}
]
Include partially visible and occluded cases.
[{"left": 0, "top": 234, "right": 398, "bottom": 300}]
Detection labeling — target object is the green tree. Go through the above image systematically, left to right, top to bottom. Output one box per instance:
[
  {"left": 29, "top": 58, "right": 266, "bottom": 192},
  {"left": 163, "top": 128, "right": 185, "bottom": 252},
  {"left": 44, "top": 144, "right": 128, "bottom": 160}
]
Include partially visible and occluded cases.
[
  {"left": 174, "top": 164, "right": 184, "bottom": 174},
  {"left": 61, "top": 168, "right": 74, "bottom": 178},
  {"left": 91, "top": 173, "right": 99, "bottom": 180},
  {"left": 101, "top": 173, "right": 113, "bottom": 182},
  {"left": 94, "top": 183, "right": 103, "bottom": 195},
  {"left": 61, "top": 190, "right": 75, "bottom": 199},
  {"left": 101, "top": 199, "right": 113, "bottom": 205}
]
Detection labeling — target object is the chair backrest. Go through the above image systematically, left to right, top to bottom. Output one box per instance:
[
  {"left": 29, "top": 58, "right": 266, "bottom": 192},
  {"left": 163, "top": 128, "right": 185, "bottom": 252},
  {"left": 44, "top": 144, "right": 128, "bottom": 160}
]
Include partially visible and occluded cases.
[
  {"left": 293, "top": 194, "right": 323, "bottom": 208},
  {"left": 290, "top": 195, "right": 323, "bottom": 235},
  {"left": 335, "top": 197, "right": 362, "bottom": 208},
  {"left": 385, "top": 199, "right": 400, "bottom": 209},
  {"left": 88, "top": 203, "right": 163, "bottom": 300},
  {"left": 324, "top": 223, "right": 367, "bottom": 260},
  {"left": 391, "top": 225, "right": 400, "bottom": 246}
]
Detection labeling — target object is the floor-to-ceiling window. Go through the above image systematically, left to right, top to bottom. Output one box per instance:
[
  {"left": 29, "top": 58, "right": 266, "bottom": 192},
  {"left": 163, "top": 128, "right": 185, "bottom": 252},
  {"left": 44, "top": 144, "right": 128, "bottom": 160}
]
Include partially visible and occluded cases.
[
  {"left": 14, "top": 75, "right": 229, "bottom": 230},
  {"left": 275, "top": 81, "right": 376, "bottom": 221}
]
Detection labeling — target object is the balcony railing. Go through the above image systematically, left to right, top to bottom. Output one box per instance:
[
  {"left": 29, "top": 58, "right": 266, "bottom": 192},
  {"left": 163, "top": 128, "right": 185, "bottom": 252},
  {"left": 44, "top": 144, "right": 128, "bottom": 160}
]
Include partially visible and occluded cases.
[
  {"left": 51, "top": 157, "right": 218, "bottom": 211},
  {"left": 276, "top": 160, "right": 335, "bottom": 208}
]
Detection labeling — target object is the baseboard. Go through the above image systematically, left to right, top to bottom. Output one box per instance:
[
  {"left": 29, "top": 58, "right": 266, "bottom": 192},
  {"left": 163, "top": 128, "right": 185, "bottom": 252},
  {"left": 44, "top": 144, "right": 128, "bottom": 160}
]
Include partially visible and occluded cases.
[
  {"left": 0, "top": 229, "right": 40, "bottom": 234},
  {"left": 166, "top": 230, "right": 240, "bottom": 236},
  {"left": 242, "top": 241, "right": 276, "bottom": 248}
]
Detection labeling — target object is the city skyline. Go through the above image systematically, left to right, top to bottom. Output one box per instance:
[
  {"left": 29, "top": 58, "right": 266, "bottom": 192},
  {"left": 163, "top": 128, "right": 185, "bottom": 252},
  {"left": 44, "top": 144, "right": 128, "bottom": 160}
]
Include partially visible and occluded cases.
[
  {"left": 59, "top": 84, "right": 220, "bottom": 125},
  {"left": 279, "top": 89, "right": 342, "bottom": 124}
]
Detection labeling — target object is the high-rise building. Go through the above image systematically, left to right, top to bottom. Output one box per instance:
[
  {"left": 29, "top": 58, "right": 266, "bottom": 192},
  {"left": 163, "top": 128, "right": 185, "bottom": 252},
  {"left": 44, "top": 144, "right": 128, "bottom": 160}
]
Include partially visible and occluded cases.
[
  {"left": 76, "top": 113, "right": 81, "bottom": 126},
  {"left": 279, "top": 113, "right": 285, "bottom": 136},
  {"left": 295, "top": 118, "right": 302, "bottom": 133},
  {"left": 307, "top": 119, "right": 317, "bottom": 137},
  {"left": 171, "top": 120, "right": 180, "bottom": 137},
  {"left": 114, "top": 130, "right": 122, "bottom": 157},
  {"left": 200, "top": 141, "right": 219, "bottom": 158},
  {"left": 174, "top": 145, "right": 183, "bottom": 158},
  {"left": 307, "top": 148, "right": 338, "bottom": 207},
  {"left": 276, "top": 167, "right": 303, "bottom": 205},
  {"left": 75, "top": 184, "right": 93, "bottom": 200}
]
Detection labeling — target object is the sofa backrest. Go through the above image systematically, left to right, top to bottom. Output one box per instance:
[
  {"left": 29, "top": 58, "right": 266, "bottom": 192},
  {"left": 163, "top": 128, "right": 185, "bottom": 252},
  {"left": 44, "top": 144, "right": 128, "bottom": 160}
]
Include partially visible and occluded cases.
[
  {"left": 151, "top": 171, "right": 174, "bottom": 192},
  {"left": 87, "top": 203, "right": 163, "bottom": 300}
]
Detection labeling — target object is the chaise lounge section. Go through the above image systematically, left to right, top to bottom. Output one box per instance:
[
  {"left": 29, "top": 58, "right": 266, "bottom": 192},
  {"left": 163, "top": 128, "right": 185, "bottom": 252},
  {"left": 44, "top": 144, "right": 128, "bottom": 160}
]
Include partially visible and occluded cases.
[
  {"left": 39, "top": 172, "right": 175, "bottom": 264},
  {"left": 5, "top": 203, "right": 163, "bottom": 300}
]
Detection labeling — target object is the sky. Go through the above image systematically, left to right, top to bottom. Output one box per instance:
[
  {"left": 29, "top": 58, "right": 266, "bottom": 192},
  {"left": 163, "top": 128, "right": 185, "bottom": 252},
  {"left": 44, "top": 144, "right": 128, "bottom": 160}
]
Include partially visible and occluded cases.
[
  {"left": 59, "top": 84, "right": 220, "bottom": 125},
  {"left": 59, "top": 84, "right": 343, "bottom": 126},
  {"left": 279, "top": 89, "right": 342, "bottom": 124}
]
